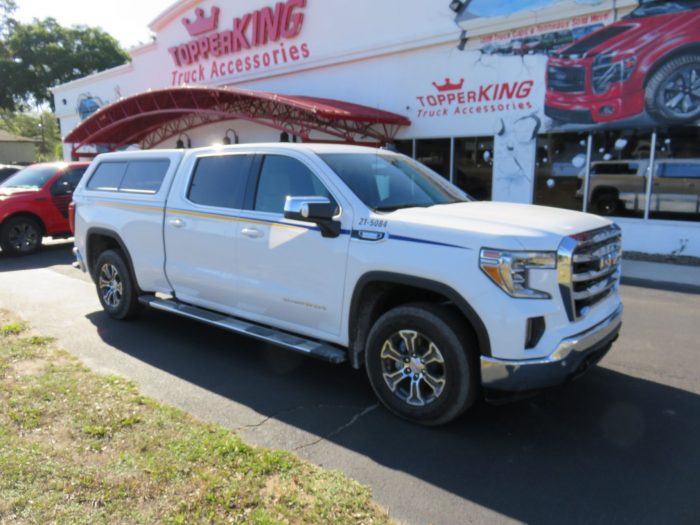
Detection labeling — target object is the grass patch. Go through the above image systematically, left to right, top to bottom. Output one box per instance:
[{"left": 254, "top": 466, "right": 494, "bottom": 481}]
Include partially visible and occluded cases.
[{"left": 0, "top": 310, "right": 392, "bottom": 524}]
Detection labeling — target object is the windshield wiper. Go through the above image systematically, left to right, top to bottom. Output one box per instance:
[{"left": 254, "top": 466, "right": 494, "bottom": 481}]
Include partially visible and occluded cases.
[{"left": 373, "top": 204, "right": 423, "bottom": 212}]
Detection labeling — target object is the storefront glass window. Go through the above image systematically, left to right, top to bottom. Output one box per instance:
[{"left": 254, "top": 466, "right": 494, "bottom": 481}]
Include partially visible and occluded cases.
[
  {"left": 650, "top": 127, "right": 700, "bottom": 222},
  {"left": 587, "top": 129, "right": 651, "bottom": 219},
  {"left": 533, "top": 132, "right": 588, "bottom": 211},
  {"left": 453, "top": 137, "right": 493, "bottom": 200},
  {"left": 415, "top": 139, "right": 451, "bottom": 180},
  {"left": 394, "top": 140, "right": 414, "bottom": 158}
]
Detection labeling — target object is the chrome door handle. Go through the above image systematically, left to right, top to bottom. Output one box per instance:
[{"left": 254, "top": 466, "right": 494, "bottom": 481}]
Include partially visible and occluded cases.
[
  {"left": 169, "top": 218, "right": 186, "bottom": 228},
  {"left": 241, "top": 227, "right": 263, "bottom": 238}
]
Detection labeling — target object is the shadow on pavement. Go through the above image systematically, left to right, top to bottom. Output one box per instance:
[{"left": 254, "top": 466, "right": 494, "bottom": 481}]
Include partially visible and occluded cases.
[
  {"left": 0, "top": 241, "right": 74, "bottom": 272},
  {"left": 621, "top": 276, "right": 700, "bottom": 295},
  {"left": 87, "top": 308, "right": 700, "bottom": 525}
]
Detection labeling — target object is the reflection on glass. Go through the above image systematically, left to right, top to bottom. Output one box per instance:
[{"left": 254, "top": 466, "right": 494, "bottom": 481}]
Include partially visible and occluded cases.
[
  {"left": 651, "top": 127, "right": 700, "bottom": 222},
  {"left": 587, "top": 129, "right": 651, "bottom": 218},
  {"left": 533, "top": 132, "right": 588, "bottom": 211},
  {"left": 454, "top": 137, "right": 493, "bottom": 200},
  {"left": 415, "top": 139, "right": 451, "bottom": 180},
  {"left": 394, "top": 140, "right": 413, "bottom": 158}
]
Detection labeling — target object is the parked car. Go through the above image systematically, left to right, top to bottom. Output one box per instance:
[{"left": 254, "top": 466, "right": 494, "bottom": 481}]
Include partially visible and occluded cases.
[
  {"left": 545, "top": 0, "right": 700, "bottom": 124},
  {"left": 71, "top": 144, "right": 623, "bottom": 425},
  {"left": 579, "top": 158, "right": 700, "bottom": 217},
  {"left": 0, "top": 162, "right": 90, "bottom": 255},
  {"left": 0, "top": 164, "right": 22, "bottom": 184}
]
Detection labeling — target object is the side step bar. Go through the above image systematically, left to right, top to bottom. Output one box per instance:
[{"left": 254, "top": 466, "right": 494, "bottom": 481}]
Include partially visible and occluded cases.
[{"left": 139, "top": 296, "right": 347, "bottom": 364}]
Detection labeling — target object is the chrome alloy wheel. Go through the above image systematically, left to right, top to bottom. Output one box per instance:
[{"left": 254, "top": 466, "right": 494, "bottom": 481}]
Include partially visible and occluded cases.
[
  {"left": 662, "top": 65, "right": 700, "bottom": 118},
  {"left": 8, "top": 221, "right": 40, "bottom": 253},
  {"left": 98, "top": 263, "right": 123, "bottom": 308},
  {"left": 380, "top": 330, "right": 447, "bottom": 407}
]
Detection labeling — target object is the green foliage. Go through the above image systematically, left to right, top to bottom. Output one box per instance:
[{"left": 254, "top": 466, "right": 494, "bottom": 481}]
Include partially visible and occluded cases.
[
  {"left": 0, "top": 16, "right": 129, "bottom": 110},
  {"left": 0, "top": 109, "right": 60, "bottom": 160}
]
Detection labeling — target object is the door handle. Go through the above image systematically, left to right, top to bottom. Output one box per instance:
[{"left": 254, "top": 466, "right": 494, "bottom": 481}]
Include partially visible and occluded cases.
[
  {"left": 169, "top": 218, "right": 186, "bottom": 228},
  {"left": 241, "top": 227, "right": 263, "bottom": 238}
]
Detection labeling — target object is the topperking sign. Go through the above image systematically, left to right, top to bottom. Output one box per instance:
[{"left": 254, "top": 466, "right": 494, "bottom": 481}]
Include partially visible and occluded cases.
[{"left": 167, "top": 0, "right": 311, "bottom": 85}]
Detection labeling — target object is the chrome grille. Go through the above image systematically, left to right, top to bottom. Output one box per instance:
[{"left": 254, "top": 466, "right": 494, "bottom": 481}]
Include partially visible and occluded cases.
[{"left": 558, "top": 225, "right": 622, "bottom": 321}]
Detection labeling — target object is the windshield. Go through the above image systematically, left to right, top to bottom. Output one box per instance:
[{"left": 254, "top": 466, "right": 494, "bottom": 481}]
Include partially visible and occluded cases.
[
  {"left": 626, "top": 0, "right": 700, "bottom": 18},
  {"left": 320, "top": 153, "right": 469, "bottom": 211},
  {"left": 0, "top": 165, "right": 57, "bottom": 190}
]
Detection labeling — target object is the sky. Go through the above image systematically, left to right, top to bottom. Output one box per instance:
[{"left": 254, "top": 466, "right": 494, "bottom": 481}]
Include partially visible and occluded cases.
[{"left": 15, "top": 0, "right": 176, "bottom": 49}]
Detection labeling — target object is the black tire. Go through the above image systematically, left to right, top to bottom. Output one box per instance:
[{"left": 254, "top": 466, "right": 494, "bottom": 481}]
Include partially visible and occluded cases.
[
  {"left": 645, "top": 54, "right": 700, "bottom": 124},
  {"left": 591, "top": 192, "right": 621, "bottom": 216},
  {"left": 0, "top": 216, "right": 43, "bottom": 256},
  {"left": 93, "top": 249, "right": 140, "bottom": 320},
  {"left": 365, "top": 303, "right": 478, "bottom": 425}
]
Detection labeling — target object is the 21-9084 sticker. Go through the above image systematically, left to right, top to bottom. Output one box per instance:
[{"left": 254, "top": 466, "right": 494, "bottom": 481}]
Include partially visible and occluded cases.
[{"left": 358, "top": 218, "right": 388, "bottom": 228}]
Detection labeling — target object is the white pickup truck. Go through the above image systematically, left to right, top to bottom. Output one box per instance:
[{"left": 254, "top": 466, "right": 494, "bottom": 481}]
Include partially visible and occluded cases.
[{"left": 72, "top": 143, "right": 623, "bottom": 425}]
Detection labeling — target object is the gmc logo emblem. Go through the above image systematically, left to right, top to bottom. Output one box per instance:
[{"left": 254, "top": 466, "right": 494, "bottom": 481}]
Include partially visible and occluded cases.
[{"left": 599, "top": 251, "right": 620, "bottom": 271}]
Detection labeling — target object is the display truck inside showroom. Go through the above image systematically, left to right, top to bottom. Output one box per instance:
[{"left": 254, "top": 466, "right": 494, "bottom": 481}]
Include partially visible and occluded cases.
[{"left": 71, "top": 144, "right": 624, "bottom": 424}]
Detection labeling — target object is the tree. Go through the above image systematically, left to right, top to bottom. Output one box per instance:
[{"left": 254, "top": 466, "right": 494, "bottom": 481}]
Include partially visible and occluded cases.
[
  {"left": 0, "top": 0, "right": 16, "bottom": 36},
  {"left": 0, "top": 17, "right": 129, "bottom": 110},
  {"left": 0, "top": 109, "right": 61, "bottom": 161}
]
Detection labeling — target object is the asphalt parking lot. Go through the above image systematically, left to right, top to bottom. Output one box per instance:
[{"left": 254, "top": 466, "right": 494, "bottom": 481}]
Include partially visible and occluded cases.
[{"left": 1, "top": 241, "right": 699, "bottom": 525}]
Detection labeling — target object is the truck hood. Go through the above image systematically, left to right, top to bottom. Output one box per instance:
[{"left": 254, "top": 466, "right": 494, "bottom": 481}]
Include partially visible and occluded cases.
[
  {"left": 556, "top": 11, "right": 696, "bottom": 59},
  {"left": 0, "top": 187, "right": 39, "bottom": 199},
  {"left": 386, "top": 201, "right": 612, "bottom": 251}
]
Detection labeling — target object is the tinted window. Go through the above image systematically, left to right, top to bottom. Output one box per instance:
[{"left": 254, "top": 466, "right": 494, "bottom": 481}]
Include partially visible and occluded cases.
[
  {"left": 320, "top": 153, "right": 466, "bottom": 211},
  {"left": 188, "top": 154, "right": 251, "bottom": 209},
  {"left": 254, "top": 155, "right": 331, "bottom": 214},
  {"left": 120, "top": 160, "right": 170, "bottom": 193},
  {"left": 88, "top": 162, "right": 127, "bottom": 191},
  {"left": 591, "top": 163, "right": 640, "bottom": 175},
  {"left": 657, "top": 163, "right": 700, "bottom": 178},
  {"left": 51, "top": 167, "right": 87, "bottom": 195}
]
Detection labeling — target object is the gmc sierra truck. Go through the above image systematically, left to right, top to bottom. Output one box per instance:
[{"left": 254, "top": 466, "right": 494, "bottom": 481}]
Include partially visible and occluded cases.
[{"left": 72, "top": 144, "right": 623, "bottom": 425}]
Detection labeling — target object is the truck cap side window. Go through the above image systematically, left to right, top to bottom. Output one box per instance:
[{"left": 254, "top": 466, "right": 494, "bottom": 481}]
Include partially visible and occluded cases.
[
  {"left": 187, "top": 154, "right": 252, "bottom": 209},
  {"left": 254, "top": 155, "right": 333, "bottom": 214},
  {"left": 87, "top": 160, "right": 169, "bottom": 194}
]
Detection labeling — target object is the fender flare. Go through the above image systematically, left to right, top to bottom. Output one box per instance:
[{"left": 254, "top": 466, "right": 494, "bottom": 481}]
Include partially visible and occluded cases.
[
  {"left": 85, "top": 227, "right": 140, "bottom": 290},
  {"left": 348, "top": 271, "right": 492, "bottom": 367}
]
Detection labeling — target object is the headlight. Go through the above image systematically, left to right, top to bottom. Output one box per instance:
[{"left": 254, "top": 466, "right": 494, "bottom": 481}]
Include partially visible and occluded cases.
[
  {"left": 592, "top": 51, "right": 637, "bottom": 94},
  {"left": 479, "top": 249, "right": 556, "bottom": 299}
]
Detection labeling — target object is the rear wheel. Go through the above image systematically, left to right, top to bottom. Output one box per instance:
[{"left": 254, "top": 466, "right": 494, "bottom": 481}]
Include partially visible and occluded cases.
[
  {"left": 645, "top": 55, "right": 700, "bottom": 123},
  {"left": 591, "top": 192, "right": 621, "bottom": 216},
  {"left": 0, "top": 216, "right": 43, "bottom": 256},
  {"left": 94, "top": 249, "right": 140, "bottom": 319},
  {"left": 365, "top": 303, "right": 478, "bottom": 425}
]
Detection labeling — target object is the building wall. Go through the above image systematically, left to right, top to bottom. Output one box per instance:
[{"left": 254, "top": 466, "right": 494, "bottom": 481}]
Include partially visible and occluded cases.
[
  {"left": 52, "top": 0, "right": 700, "bottom": 256},
  {"left": 0, "top": 142, "right": 35, "bottom": 164}
]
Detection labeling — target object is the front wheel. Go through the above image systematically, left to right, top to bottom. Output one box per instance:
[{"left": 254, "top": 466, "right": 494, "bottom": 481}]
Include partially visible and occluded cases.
[
  {"left": 645, "top": 55, "right": 700, "bottom": 123},
  {"left": 0, "top": 216, "right": 43, "bottom": 256},
  {"left": 94, "top": 249, "right": 140, "bottom": 319},
  {"left": 365, "top": 303, "right": 478, "bottom": 425}
]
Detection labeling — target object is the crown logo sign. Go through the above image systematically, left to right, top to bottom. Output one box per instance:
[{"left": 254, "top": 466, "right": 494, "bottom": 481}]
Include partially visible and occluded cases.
[
  {"left": 182, "top": 6, "right": 220, "bottom": 37},
  {"left": 432, "top": 78, "right": 465, "bottom": 92}
]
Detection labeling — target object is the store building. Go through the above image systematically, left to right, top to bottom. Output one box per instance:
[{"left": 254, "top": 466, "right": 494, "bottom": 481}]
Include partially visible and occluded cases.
[{"left": 53, "top": 0, "right": 700, "bottom": 257}]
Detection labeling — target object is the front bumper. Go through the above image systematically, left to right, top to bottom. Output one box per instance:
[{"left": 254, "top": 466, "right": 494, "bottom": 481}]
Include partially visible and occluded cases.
[{"left": 480, "top": 304, "right": 623, "bottom": 392}]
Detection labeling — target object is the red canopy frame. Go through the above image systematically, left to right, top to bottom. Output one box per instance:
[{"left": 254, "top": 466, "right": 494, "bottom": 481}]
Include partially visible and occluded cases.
[{"left": 64, "top": 86, "right": 411, "bottom": 157}]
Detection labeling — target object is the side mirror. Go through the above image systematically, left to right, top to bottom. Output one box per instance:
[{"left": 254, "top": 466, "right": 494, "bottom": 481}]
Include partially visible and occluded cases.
[{"left": 284, "top": 196, "right": 340, "bottom": 238}]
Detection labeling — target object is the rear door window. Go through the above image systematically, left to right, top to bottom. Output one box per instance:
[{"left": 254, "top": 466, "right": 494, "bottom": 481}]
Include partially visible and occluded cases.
[{"left": 187, "top": 154, "right": 253, "bottom": 209}]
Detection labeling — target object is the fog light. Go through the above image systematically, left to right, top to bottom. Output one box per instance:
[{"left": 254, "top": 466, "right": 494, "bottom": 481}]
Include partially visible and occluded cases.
[{"left": 600, "top": 105, "right": 615, "bottom": 116}]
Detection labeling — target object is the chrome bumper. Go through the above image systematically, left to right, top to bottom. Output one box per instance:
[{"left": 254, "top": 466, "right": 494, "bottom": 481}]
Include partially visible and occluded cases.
[{"left": 480, "top": 304, "right": 623, "bottom": 392}]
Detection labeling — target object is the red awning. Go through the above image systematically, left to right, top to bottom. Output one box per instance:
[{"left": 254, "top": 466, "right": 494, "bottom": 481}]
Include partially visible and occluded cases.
[{"left": 64, "top": 86, "right": 410, "bottom": 155}]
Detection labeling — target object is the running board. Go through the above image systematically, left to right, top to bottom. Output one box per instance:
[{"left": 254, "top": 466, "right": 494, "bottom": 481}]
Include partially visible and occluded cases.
[{"left": 139, "top": 296, "right": 347, "bottom": 364}]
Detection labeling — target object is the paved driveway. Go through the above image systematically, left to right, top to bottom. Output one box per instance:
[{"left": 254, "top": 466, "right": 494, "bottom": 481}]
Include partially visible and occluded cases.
[{"left": 1, "top": 242, "right": 699, "bottom": 525}]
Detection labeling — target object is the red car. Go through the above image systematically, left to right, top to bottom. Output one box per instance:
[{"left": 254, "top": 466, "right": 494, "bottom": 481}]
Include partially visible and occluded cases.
[
  {"left": 545, "top": 0, "right": 700, "bottom": 124},
  {"left": 0, "top": 162, "right": 89, "bottom": 256}
]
